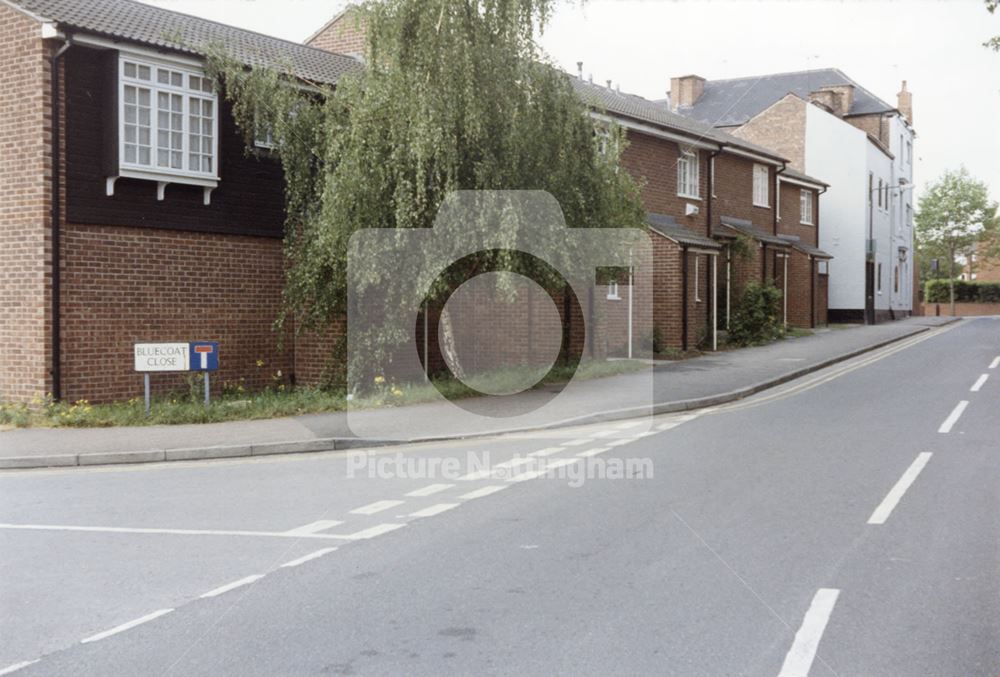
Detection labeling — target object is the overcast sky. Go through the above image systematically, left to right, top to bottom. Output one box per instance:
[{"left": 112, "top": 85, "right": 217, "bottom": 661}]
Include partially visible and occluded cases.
[{"left": 147, "top": 0, "right": 1000, "bottom": 203}]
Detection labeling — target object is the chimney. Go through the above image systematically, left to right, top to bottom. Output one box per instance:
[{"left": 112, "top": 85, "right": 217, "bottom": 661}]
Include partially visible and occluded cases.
[
  {"left": 577, "top": 61, "right": 583, "bottom": 79},
  {"left": 669, "top": 75, "right": 705, "bottom": 112},
  {"left": 897, "top": 80, "right": 913, "bottom": 125},
  {"left": 809, "top": 85, "right": 853, "bottom": 117}
]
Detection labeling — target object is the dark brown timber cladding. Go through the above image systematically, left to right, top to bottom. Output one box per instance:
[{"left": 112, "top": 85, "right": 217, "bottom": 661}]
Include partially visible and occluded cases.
[{"left": 64, "top": 46, "right": 285, "bottom": 238}]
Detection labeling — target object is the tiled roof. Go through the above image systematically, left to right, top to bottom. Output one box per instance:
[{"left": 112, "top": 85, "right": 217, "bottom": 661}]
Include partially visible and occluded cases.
[
  {"left": 8, "top": 0, "right": 362, "bottom": 84},
  {"left": 668, "top": 68, "right": 895, "bottom": 127},
  {"left": 572, "top": 78, "right": 786, "bottom": 163},
  {"left": 779, "top": 166, "right": 828, "bottom": 187},
  {"left": 645, "top": 213, "right": 720, "bottom": 249},
  {"left": 717, "top": 216, "right": 788, "bottom": 247},
  {"left": 791, "top": 241, "right": 833, "bottom": 259}
]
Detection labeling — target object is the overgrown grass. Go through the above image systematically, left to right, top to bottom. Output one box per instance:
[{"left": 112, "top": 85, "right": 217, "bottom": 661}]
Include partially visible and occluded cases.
[{"left": 0, "top": 359, "right": 647, "bottom": 429}]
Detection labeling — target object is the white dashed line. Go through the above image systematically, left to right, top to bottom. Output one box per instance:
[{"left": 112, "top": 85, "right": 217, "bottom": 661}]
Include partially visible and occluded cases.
[
  {"left": 990, "top": 356, "right": 1000, "bottom": 369},
  {"left": 971, "top": 374, "right": 989, "bottom": 392},
  {"left": 938, "top": 401, "right": 969, "bottom": 433},
  {"left": 587, "top": 430, "right": 617, "bottom": 438},
  {"left": 560, "top": 438, "right": 593, "bottom": 447},
  {"left": 605, "top": 438, "right": 634, "bottom": 447},
  {"left": 528, "top": 446, "right": 566, "bottom": 457},
  {"left": 576, "top": 447, "right": 611, "bottom": 458},
  {"left": 867, "top": 452, "right": 932, "bottom": 525},
  {"left": 495, "top": 457, "right": 533, "bottom": 469},
  {"left": 405, "top": 484, "right": 455, "bottom": 497},
  {"left": 459, "top": 485, "right": 508, "bottom": 500},
  {"left": 351, "top": 500, "right": 405, "bottom": 515},
  {"left": 409, "top": 503, "right": 460, "bottom": 518},
  {"left": 284, "top": 519, "right": 343, "bottom": 536},
  {"left": 0, "top": 523, "right": 348, "bottom": 540},
  {"left": 343, "top": 523, "right": 406, "bottom": 540},
  {"left": 280, "top": 547, "right": 339, "bottom": 568},
  {"left": 199, "top": 574, "right": 264, "bottom": 599},
  {"left": 777, "top": 588, "right": 840, "bottom": 677},
  {"left": 80, "top": 608, "right": 175, "bottom": 643},
  {"left": 0, "top": 661, "right": 40, "bottom": 675}
]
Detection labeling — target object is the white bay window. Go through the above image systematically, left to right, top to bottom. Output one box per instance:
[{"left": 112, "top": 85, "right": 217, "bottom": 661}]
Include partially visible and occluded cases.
[{"left": 111, "top": 55, "right": 219, "bottom": 204}]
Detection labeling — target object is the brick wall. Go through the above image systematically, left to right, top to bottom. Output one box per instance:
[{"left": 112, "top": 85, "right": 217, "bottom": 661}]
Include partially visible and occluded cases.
[
  {"left": 0, "top": 6, "right": 50, "bottom": 403},
  {"left": 307, "top": 9, "right": 367, "bottom": 57},
  {"left": 731, "top": 94, "right": 806, "bottom": 172},
  {"left": 845, "top": 113, "right": 889, "bottom": 147},
  {"left": 620, "top": 131, "right": 709, "bottom": 236},
  {"left": 712, "top": 152, "right": 775, "bottom": 235},
  {"left": 777, "top": 182, "right": 818, "bottom": 246},
  {"left": 58, "top": 224, "right": 296, "bottom": 402}
]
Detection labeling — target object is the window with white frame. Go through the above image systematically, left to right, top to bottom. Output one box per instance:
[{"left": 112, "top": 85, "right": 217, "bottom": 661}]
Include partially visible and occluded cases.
[
  {"left": 119, "top": 56, "right": 219, "bottom": 182},
  {"left": 906, "top": 140, "right": 912, "bottom": 164},
  {"left": 677, "top": 150, "right": 699, "bottom": 198},
  {"left": 752, "top": 164, "right": 769, "bottom": 207},
  {"left": 799, "top": 189, "right": 813, "bottom": 225},
  {"left": 606, "top": 280, "right": 620, "bottom": 300}
]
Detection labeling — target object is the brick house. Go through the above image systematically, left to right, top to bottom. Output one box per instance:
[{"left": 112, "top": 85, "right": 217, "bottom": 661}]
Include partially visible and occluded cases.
[
  {"left": 0, "top": 0, "right": 362, "bottom": 403},
  {"left": 308, "top": 10, "right": 831, "bottom": 352},
  {"left": 667, "top": 69, "right": 915, "bottom": 323}
]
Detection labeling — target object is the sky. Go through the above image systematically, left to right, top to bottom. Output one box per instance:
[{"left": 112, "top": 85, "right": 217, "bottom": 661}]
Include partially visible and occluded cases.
[{"left": 145, "top": 0, "right": 1000, "bottom": 204}]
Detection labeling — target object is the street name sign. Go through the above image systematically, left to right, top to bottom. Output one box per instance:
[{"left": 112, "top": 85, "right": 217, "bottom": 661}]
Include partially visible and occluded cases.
[{"left": 134, "top": 343, "right": 190, "bottom": 372}]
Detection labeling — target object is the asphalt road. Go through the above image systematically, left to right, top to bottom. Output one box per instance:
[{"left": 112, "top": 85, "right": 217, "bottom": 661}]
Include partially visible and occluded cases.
[{"left": 1, "top": 317, "right": 997, "bottom": 676}]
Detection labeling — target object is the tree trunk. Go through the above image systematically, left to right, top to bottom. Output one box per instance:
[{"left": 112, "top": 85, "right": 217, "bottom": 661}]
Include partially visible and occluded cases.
[
  {"left": 949, "top": 246, "right": 956, "bottom": 317},
  {"left": 438, "top": 306, "right": 465, "bottom": 380}
]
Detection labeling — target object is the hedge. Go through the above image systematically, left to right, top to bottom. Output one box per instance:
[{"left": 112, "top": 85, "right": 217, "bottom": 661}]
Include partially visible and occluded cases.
[{"left": 925, "top": 279, "right": 1000, "bottom": 303}]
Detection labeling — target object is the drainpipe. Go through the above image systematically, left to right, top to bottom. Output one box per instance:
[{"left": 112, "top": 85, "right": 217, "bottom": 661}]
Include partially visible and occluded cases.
[
  {"left": 50, "top": 34, "right": 73, "bottom": 401},
  {"left": 707, "top": 149, "right": 721, "bottom": 238},
  {"left": 774, "top": 161, "right": 786, "bottom": 235},
  {"left": 761, "top": 243, "right": 767, "bottom": 282},
  {"left": 681, "top": 245, "right": 689, "bottom": 352},
  {"left": 810, "top": 256, "right": 816, "bottom": 328}
]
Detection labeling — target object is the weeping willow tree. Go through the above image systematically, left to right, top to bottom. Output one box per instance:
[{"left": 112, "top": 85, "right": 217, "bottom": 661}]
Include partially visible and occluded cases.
[{"left": 208, "top": 0, "right": 643, "bottom": 385}]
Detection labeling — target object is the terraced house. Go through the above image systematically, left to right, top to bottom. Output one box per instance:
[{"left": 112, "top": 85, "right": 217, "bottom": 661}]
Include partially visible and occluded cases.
[
  {"left": 1, "top": 0, "right": 830, "bottom": 404},
  {"left": 667, "top": 69, "right": 916, "bottom": 323}
]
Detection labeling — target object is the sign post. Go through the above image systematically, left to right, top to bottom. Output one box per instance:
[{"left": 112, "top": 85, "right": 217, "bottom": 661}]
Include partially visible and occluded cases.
[{"left": 134, "top": 342, "right": 219, "bottom": 414}]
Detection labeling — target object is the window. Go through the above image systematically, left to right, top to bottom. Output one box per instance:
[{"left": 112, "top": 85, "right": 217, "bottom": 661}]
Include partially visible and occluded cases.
[
  {"left": 119, "top": 56, "right": 219, "bottom": 182},
  {"left": 595, "top": 126, "right": 611, "bottom": 157},
  {"left": 906, "top": 140, "right": 912, "bottom": 164},
  {"left": 677, "top": 150, "right": 700, "bottom": 198},
  {"left": 752, "top": 164, "right": 769, "bottom": 207},
  {"left": 868, "top": 173, "right": 873, "bottom": 204},
  {"left": 877, "top": 178, "right": 883, "bottom": 209},
  {"left": 800, "top": 189, "right": 813, "bottom": 225},
  {"left": 906, "top": 203, "right": 912, "bottom": 226},
  {"left": 877, "top": 261, "right": 883, "bottom": 293},
  {"left": 894, "top": 265, "right": 899, "bottom": 294},
  {"left": 606, "top": 280, "right": 620, "bottom": 300}
]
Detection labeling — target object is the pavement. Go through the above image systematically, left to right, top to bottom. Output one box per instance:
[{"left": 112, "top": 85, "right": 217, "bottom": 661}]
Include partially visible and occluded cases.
[
  {"left": 0, "top": 315, "right": 996, "bottom": 675},
  {"left": 0, "top": 316, "right": 958, "bottom": 469}
]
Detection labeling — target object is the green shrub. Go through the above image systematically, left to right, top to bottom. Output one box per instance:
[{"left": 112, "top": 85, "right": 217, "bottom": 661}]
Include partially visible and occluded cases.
[
  {"left": 925, "top": 279, "right": 1000, "bottom": 303},
  {"left": 728, "top": 282, "right": 784, "bottom": 346}
]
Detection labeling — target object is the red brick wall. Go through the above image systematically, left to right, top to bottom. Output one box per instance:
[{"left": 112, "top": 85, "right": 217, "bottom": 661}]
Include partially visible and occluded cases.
[
  {"left": 0, "top": 6, "right": 51, "bottom": 403},
  {"left": 307, "top": 9, "right": 367, "bottom": 57},
  {"left": 620, "top": 131, "right": 709, "bottom": 237},
  {"left": 712, "top": 152, "right": 775, "bottom": 235},
  {"left": 58, "top": 224, "right": 296, "bottom": 402}
]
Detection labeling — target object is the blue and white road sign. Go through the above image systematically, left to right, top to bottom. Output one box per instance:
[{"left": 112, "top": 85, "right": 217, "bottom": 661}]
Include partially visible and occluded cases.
[{"left": 189, "top": 341, "right": 219, "bottom": 371}]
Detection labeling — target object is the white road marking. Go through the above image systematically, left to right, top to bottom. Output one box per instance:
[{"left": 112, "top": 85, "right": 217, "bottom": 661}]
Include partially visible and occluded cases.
[
  {"left": 990, "top": 357, "right": 1000, "bottom": 370},
  {"left": 971, "top": 374, "right": 989, "bottom": 392},
  {"left": 938, "top": 401, "right": 969, "bottom": 433},
  {"left": 613, "top": 420, "right": 645, "bottom": 429},
  {"left": 587, "top": 430, "right": 617, "bottom": 438},
  {"left": 560, "top": 438, "right": 593, "bottom": 447},
  {"left": 605, "top": 438, "right": 634, "bottom": 447},
  {"left": 528, "top": 446, "right": 566, "bottom": 457},
  {"left": 576, "top": 447, "right": 611, "bottom": 458},
  {"left": 867, "top": 452, "right": 933, "bottom": 525},
  {"left": 495, "top": 457, "right": 533, "bottom": 469},
  {"left": 544, "top": 458, "right": 578, "bottom": 470},
  {"left": 508, "top": 468, "right": 547, "bottom": 482},
  {"left": 405, "top": 483, "right": 455, "bottom": 497},
  {"left": 459, "top": 485, "right": 508, "bottom": 500},
  {"left": 350, "top": 500, "right": 405, "bottom": 515},
  {"left": 409, "top": 503, "right": 460, "bottom": 518},
  {"left": 284, "top": 519, "right": 344, "bottom": 536},
  {"left": 0, "top": 523, "right": 349, "bottom": 540},
  {"left": 343, "top": 523, "right": 405, "bottom": 540},
  {"left": 280, "top": 547, "right": 339, "bottom": 568},
  {"left": 199, "top": 574, "right": 264, "bottom": 599},
  {"left": 776, "top": 588, "right": 841, "bottom": 677},
  {"left": 80, "top": 608, "right": 174, "bottom": 644},
  {"left": 0, "top": 661, "right": 40, "bottom": 675}
]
